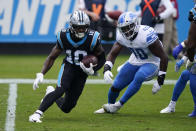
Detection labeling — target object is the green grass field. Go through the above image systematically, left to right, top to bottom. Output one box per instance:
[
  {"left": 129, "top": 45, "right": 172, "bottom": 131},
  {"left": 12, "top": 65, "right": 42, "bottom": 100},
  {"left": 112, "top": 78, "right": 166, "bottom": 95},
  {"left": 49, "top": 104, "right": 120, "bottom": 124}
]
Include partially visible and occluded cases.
[{"left": 0, "top": 55, "right": 196, "bottom": 131}]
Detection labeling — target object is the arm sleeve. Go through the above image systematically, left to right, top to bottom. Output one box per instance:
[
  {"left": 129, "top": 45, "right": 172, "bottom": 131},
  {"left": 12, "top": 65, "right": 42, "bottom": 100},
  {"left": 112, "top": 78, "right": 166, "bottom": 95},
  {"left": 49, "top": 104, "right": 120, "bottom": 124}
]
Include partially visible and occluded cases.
[{"left": 159, "top": 0, "right": 175, "bottom": 19}]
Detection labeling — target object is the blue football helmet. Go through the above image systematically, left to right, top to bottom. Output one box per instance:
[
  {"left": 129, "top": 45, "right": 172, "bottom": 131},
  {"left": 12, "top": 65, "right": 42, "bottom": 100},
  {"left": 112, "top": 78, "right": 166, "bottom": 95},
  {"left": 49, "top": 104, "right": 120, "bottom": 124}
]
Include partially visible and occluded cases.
[{"left": 117, "top": 12, "right": 139, "bottom": 40}]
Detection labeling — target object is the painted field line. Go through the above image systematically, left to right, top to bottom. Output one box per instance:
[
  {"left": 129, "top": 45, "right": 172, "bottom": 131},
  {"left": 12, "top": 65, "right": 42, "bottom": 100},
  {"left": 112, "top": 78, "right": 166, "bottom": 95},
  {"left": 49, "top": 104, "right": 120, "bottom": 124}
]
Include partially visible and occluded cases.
[
  {"left": 0, "top": 78, "right": 178, "bottom": 85},
  {"left": 5, "top": 84, "right": 17, "bottom": 131}
]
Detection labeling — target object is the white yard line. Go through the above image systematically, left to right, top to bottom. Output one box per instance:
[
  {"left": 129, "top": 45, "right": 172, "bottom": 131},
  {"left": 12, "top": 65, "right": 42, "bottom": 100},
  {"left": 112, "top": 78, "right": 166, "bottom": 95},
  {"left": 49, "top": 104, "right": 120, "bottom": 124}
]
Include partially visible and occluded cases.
[
  {"left": 0, "top": 78, "right": 178, "bottom": 85},
  {"left": 5, "top": 84, "right": 17, "bottom": 131}
]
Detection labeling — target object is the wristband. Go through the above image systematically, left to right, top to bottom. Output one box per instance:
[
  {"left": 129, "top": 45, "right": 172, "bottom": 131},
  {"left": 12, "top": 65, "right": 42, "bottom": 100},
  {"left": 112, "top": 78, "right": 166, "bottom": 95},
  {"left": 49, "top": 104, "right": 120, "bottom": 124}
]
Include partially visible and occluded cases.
[
  {"left": 181, "top": 41, "right": 186, "bottom": 48},
  {"left": 105, "top": 61, "right": 113, "bottom": 68},
  {"left": 103, "top": 64, "right": 111, "bottom": 74},
  {"left": 158, "top": 71, "right": 166, "bottom": 76}
]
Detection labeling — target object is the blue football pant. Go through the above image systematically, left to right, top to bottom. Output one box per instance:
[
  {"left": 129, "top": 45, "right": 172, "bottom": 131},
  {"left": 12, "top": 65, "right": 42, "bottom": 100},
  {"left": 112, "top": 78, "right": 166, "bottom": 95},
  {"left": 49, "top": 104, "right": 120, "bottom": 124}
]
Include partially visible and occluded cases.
[
  {"left": 108, "top": 62, "right": 158, "bottom": 104},
  {"left": 172, "top": 70, "right": 196, "bottom": 105}
]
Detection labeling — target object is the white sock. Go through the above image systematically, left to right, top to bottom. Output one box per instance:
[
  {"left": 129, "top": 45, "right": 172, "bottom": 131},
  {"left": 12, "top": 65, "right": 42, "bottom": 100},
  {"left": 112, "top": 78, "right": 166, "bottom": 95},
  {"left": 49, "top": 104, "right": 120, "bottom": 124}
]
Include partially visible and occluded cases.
[{"left": 35, "top": 110, "right": 43, "bottom": 116}]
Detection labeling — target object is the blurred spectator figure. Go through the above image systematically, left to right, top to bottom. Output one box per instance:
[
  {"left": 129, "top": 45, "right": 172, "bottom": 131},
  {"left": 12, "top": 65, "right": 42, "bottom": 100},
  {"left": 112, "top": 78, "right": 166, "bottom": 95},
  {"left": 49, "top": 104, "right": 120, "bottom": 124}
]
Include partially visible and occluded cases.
[
  {"left": 77, "top": 0, "right": 122, "bottom": 41},
  {"left": 138, "top": 0, "right": 175, "bottom": 42},
  {"left": 163, "top": 0, "right": 179, "bottom": 55}
]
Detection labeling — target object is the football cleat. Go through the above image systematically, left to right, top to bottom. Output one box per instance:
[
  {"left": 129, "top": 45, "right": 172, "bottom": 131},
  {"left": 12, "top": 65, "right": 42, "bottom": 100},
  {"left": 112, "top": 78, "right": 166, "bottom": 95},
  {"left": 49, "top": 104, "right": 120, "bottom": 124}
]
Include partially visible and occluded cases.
[
  {"left": 41, "top": 86, "right": 55, "bottom": 103},
  {"left": 103, "top": 101, "right": 122, "bottom": 113},
  {"left": 160, "top": 101, "right": 176, "bottom": 113},
  {"left": 160, "top": 106, "right": 175, "bottom": 113},
  {"left": 94, "top": 108, "right": 105, "bottom": 114},
  {"left": 188, "top": 110, "right": 196, "bottom": 117},
  {"left": 29, "top": 113, "right": 42, "bottom": 123}
]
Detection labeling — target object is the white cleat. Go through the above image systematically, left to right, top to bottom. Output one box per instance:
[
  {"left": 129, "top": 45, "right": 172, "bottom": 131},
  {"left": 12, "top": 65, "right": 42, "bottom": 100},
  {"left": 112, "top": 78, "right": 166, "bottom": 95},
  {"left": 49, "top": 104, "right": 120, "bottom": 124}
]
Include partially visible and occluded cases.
[
  {"left": 41, "top": 86, "right": 55, "bottom": 103},
  {"left": 46, "top": 86, "right": 55, "bottom": 95},
  {"left": 160, "top": 100, "right": 176, "bottom": 113},
  {"left": 103, "top": 101, "right": 122, "bottom": 113},
  {"left": 160, "top": 106, "right": 175, "bottom": 113},
  {"left": 94, "top": 108, "right": 105, "bottom": 114},
  {"left": 29, "top": 113, "right": 42, "bottom": 123}
]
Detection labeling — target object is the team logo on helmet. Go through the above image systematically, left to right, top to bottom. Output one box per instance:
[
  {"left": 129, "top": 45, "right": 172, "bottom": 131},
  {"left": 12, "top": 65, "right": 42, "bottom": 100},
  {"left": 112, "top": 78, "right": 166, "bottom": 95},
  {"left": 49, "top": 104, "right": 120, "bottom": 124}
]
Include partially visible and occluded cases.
[{"left": 117, "top": 12, "right": 139, "bottom": 40}]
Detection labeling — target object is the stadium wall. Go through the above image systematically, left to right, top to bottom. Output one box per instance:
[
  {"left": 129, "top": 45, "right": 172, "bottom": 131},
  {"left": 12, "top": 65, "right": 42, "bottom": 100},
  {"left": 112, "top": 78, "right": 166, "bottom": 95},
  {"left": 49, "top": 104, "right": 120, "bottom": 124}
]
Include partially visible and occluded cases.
[{"left": 0, "top": 0, "right": 194, "bottom": 54}]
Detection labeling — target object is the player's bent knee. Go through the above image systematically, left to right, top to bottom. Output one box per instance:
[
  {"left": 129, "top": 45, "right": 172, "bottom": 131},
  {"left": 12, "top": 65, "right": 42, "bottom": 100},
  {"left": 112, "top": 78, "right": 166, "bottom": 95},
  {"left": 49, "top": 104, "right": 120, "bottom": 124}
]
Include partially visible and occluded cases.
[
  {"left": 180, "top": 70, "right": 190, "bottom": 81},
  {"left": 61, "top": 103, "right": 77, "bottom": 113}
]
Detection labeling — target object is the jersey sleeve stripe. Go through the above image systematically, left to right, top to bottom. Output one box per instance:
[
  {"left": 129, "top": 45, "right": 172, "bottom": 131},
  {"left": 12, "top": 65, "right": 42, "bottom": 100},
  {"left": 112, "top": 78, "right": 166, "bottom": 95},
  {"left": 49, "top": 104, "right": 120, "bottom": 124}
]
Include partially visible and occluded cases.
[
  {"left": 57, "top": 31, "right": 64, "bottom": 49},
  {"left": 90, "top": 31, "right": 100, "bottom": 51},
  {"left": 146, "top": 31, "right": 158, "bottom": 45},
  {"left": 57, "top": 63, "right": 65, "bottom": 87}
]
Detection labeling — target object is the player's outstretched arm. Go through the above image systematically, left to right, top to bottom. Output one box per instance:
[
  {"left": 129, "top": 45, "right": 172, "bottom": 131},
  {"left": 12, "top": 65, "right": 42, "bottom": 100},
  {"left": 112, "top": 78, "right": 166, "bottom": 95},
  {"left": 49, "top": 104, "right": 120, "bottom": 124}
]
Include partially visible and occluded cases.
[
  {"left": 149, "top": 39, "right": 168, "bottom": 94},
  {"left": 103, "top": 42, "right": 123, "bottom": 83},
  {"left": 33, "top": 44, "right": 62, "bottom": 90},
  {"left": 41, "top": 44, "right": 62, "bottom": 75}
]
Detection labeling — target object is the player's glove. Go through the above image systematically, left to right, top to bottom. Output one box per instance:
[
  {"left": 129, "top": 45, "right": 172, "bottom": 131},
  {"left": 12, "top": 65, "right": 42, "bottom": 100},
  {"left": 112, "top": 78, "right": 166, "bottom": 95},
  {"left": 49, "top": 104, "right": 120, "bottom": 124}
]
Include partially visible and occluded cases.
[
  {"left": 188, "top": 7, "right": 196, "bottom": 22},
  {"left": 152, "top": 15, "right": 161, "bottom": 24},
  {"left": 172, "top": 42, "right": 186, "bottom": 59},
  {"left": 175, "top": 56, "right": 188, "bottom": 72},
  {"left": 186, "top": 59, "right": 195, "bottom": 71},
  {"left": 103, "top": 61, "right": 113, "bottom": 83},
  {"left": 80, "top": 62, "right": 95, "bottom": 75},
  {"left": 152, "top": 71, "right": 166, "bottom": 94},
  {"left": 33, "top": 73, "right": 44, "bottom": 90}
]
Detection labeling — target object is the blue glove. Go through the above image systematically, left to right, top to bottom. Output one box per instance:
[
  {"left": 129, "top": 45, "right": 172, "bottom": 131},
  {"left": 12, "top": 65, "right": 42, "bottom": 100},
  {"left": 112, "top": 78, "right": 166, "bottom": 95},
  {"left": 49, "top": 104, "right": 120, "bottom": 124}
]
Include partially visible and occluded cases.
[
  {"left": 172, "top": 44, "right": 184, "bottom": 59},
  {"left": 175, "top": 59, "right": 184, "bottom": 72}
]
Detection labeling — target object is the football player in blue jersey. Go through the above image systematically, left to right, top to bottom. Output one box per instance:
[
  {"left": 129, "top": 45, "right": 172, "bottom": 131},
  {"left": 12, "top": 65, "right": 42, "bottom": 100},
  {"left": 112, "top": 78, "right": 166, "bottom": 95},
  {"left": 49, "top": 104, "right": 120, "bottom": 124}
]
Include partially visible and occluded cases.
[
  {"left": 162, "top": 3, "right": 196, "bottom": 117},
  {"left": 173, "top": 4, "right": 196, "bottom": 64},
  {"left": 29, "top": 10, "right": 105, "bottom": 123},
  {"left": 95, "top": 11, "right": 168, "bottom": 114},
  {"left": 160, "top": 54, "right": 196, "bottom": 117}
]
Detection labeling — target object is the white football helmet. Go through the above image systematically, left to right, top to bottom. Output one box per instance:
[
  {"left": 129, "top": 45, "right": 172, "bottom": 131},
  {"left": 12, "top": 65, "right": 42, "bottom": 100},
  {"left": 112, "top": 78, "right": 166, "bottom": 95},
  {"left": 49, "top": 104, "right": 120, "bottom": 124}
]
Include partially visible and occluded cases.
[
  {"left": 69, "top": 10, "right": 90, "bottom": 38},
  {"left": 117, "top": 11, "right": 139, "bottom": 40}
]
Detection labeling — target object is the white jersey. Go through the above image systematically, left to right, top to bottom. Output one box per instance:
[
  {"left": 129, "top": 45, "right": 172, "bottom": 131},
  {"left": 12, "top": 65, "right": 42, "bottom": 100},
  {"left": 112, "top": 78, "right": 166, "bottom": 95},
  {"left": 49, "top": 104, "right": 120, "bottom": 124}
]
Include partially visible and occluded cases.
[{"left": 116, "top": 25, "right": 161, "bottom": 67}]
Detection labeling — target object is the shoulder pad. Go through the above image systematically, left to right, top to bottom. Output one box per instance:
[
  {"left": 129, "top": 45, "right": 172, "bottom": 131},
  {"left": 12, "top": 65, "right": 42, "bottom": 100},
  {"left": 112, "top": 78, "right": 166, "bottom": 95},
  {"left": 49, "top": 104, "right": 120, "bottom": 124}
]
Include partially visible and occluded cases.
[
  {"left": 56, "top": 31, "right": 64, "bottom": 49},
  {"left": 90, "top": 31, "right": 100, "bottom": 51}
]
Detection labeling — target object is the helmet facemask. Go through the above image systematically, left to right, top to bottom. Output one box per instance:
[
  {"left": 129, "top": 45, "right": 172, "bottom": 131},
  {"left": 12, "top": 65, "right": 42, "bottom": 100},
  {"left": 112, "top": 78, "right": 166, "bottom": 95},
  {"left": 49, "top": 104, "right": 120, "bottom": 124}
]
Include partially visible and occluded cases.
[
  {"left": 119, "top": 23, "right": 138, "bottom": 40},
  {"left": 71, "top": 24, "right": 89, "bottom": 38}
]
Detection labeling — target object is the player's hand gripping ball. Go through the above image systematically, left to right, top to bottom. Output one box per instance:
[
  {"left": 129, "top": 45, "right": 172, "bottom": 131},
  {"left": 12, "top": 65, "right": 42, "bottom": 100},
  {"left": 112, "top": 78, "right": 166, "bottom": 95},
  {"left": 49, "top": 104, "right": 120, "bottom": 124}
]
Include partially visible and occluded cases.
[{"left": 81, "top": 55, "right": 98, "bottom": 68}]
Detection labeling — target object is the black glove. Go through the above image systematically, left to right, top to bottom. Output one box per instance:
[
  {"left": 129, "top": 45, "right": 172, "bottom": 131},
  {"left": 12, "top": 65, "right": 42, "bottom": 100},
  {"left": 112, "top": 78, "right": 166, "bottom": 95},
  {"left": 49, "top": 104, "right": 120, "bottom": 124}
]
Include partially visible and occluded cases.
[
  {"left": 188, "top": 7, "right": 196, "bottom": 23},
  {"left": 188, "top": 10, "right": 194, "bottom": 22},
  {"left": 152, "top": 15, "right": 161, "bottom": 24},
  {"left": 103, "top": 64, "right": 111, "bottom": 74},
  {"left": 157, "top": 74, "right": 165, "bottom": 86}
]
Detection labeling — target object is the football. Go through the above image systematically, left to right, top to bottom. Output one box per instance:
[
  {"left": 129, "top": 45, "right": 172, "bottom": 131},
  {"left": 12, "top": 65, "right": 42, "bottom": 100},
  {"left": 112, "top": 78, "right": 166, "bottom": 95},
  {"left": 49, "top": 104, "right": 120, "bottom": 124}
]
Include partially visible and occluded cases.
[
  {"left": 106, "top": 11, "right": 123, "bottom": 20},
  {"left": 81, "top": 55, "right": 98, "bottom": 68}
]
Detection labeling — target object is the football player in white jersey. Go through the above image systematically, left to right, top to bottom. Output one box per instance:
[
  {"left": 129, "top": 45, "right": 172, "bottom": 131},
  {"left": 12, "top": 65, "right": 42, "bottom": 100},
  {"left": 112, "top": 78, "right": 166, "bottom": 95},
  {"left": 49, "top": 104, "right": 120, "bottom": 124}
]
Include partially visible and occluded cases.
[{"left": 95, "top": 11, "right": 168, "bottom": 114}]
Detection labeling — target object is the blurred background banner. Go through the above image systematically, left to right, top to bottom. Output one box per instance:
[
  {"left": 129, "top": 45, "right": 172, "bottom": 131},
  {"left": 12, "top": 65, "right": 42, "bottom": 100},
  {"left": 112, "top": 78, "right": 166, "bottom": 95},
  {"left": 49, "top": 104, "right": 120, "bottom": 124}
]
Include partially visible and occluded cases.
[{"left": 0, "top": 0, "right": 194, "bottom": 43}]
